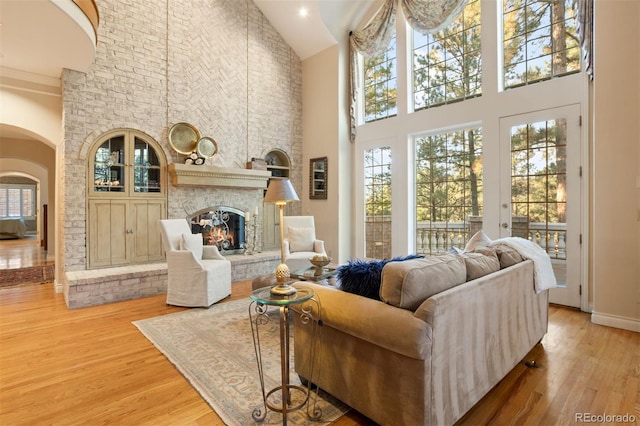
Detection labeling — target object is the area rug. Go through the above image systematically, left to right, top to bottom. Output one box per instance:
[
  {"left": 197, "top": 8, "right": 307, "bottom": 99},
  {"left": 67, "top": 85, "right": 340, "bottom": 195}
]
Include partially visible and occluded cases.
[{"left": 133, "top": 298, "right": 349, "bottom": 426}]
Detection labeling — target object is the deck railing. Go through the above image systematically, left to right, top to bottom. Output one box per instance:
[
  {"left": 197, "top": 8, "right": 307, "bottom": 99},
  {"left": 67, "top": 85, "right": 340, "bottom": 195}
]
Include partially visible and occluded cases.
[
  {"left": 365, "top": 216, "right": 567, "bottom": 260},
  {"left": 415, "top": 220, "right": 567, "bottom": 260}
]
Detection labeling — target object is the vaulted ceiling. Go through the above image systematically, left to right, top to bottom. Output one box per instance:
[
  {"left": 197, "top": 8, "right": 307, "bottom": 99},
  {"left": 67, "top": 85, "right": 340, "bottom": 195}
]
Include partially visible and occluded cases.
[{"left": 0, "top": 0, "right": 378, "bottom": 80}]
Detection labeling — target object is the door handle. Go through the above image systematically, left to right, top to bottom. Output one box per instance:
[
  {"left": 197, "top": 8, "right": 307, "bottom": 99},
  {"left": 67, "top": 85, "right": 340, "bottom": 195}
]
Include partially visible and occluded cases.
[{"left": 501, "top": 222, "right": 509, "bottom": 228}]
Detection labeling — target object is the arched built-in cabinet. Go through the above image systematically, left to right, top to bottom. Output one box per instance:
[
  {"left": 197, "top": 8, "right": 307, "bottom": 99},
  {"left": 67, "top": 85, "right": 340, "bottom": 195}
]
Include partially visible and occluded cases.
[{"left": 87, "top": 129, "right": 167, "bottom": 268}]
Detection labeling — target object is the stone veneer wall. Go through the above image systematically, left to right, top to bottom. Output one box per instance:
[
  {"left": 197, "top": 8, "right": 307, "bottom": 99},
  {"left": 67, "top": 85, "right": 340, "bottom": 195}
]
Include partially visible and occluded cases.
[{"left": 61, "top": 0, "right": 302, "bottom": 306}]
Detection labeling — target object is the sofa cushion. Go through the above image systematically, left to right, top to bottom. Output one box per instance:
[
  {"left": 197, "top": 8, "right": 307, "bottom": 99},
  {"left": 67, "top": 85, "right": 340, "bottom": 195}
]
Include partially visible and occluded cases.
[
  {"left": 287, "top": 226, "right": 315, "bottom": 252},
  {"left": 464, "top": 230, "right": 492, "bottom": 251},
  {"left": 181, "top": 233, "right": 203, "bottom": 259},
  {"left": 491, "top": 243, "right": 524, "bottom": 269},
  {"left": 462, "top": 247, "right": 500, "bottom": 280},
  {"left": 380, "top": 254, "right": 466, "bottom": 311},
  {"left": 336, "top": 255, "right": 423, "bottom": 300}
]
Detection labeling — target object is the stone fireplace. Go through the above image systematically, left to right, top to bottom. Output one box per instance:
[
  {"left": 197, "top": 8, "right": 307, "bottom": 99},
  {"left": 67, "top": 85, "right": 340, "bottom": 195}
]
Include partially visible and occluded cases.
[{"left": 65, "top": 164, "right": 283, "bottom": 308}]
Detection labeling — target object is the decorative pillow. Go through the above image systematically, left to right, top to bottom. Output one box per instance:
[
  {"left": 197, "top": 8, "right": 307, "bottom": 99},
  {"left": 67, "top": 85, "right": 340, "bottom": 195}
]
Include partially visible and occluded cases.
[
  {"left": 287, "top": 226, "right": 315, "bottom": 252},
  {"left": 464, "top": 230, "right": 492, "bottom": 252},
  {"left": 181, "top": 233, "right": 203, "bottom": 259},
  {"left": 491, "top": 243, "right": 524, "bottom": 269},
  {"left": 462, "top": 247, "right": 500, "bottom": 281},
  {"left": 336, "top": 254, "right": 424, "bottom": 301},
  {"left": 380, "top": 254, "right": 466, "bottom": 311}
]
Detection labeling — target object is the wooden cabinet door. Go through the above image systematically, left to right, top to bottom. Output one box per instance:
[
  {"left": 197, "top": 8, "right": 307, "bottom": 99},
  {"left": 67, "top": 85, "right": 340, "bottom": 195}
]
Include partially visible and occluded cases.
[
  {"left": 89, "top": 199, "right": 129, "bottom": 268},
  {"left": 130, "top": 199, "right": 165, "bottom": 263}
]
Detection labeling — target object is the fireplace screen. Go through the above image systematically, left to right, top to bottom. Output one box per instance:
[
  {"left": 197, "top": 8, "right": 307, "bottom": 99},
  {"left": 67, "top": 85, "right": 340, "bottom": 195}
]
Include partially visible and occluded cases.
[{"left": 188, "top": 206, "right": 246, "bottom": 255}]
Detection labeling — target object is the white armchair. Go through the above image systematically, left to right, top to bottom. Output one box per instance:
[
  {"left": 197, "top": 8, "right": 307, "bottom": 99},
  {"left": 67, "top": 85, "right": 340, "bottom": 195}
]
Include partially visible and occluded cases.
[
  {"left": 282, "top": 216, "right": 327, "bottom": 272},
  {"left": 159, "top": 219, "right": 232, "bottom": 307}
]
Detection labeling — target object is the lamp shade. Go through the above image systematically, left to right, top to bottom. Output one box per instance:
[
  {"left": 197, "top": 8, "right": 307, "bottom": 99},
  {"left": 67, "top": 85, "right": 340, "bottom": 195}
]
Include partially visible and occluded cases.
[{"left": 263, "top": 178, "right": 299, "bottom": 203}]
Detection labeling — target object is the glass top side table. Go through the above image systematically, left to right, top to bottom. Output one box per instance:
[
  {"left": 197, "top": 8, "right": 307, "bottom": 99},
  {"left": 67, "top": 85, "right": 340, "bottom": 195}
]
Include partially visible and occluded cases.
[
  {"left": 290, "top": 266, "right": 337, "bottom": 282},
  {"left": 248, "top": 286, "right": 322, "bottom": 425},
  {"left": 250, "top": 286, "right": 314, "bottom": 305}
]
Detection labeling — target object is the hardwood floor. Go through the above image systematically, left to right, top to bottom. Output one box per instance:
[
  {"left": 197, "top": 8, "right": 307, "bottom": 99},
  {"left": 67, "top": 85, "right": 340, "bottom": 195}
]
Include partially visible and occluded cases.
[
  {"left": 0, "top": 236, "right": 52, "bottom": 270},
  {"left": 1, "top": 279, "right": 638, "bottom": 425}
]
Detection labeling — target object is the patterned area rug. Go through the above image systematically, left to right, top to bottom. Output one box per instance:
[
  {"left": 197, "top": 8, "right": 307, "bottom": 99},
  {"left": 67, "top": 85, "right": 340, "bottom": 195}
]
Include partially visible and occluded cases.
[{"left": 134, "top": 298, "right": 349, "bottom": 426}]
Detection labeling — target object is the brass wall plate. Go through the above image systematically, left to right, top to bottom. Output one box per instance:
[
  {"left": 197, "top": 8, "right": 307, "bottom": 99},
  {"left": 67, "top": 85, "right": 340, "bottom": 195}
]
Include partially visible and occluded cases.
[
  {"left": 168, "top": 122, "right": 200, "bottom": 155},
  {"left": 196, "top": 137, "right": 218, "bottom": 158}
]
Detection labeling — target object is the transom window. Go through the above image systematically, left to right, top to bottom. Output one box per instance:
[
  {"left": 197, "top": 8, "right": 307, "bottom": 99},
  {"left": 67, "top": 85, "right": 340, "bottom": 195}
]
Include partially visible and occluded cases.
[
  {"left": 412, "top": 0, "right": 481, "bottom": 110},
  {"left": 503, "top": 0, "right": 580, "bottom": 88},
  {"left": 363, "top": 35, "right": 397, "bottom": 122},
  {"left": 415, "top": 127, "right": 483, "bottom": 254}
]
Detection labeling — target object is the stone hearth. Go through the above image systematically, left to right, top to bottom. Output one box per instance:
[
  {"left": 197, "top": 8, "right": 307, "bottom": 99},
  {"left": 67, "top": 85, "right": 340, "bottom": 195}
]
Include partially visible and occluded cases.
[{"left": 65, "top": 251, "right": 280, "bottom": 309}]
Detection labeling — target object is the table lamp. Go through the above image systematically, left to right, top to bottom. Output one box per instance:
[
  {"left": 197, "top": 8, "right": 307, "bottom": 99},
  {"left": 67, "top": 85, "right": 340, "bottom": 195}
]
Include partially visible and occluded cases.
[{"left": 263, "top": 178, "right": 300, "bottom": 295}]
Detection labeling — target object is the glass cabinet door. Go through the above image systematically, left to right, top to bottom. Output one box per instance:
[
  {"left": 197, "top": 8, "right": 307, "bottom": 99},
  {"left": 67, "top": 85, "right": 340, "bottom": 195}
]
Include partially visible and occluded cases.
[
  {"left": 93, "top": 136, "right": 125, "bottom": 192},
  {"left": 133, "top": 137, "right": 161, "bottom": 193}
]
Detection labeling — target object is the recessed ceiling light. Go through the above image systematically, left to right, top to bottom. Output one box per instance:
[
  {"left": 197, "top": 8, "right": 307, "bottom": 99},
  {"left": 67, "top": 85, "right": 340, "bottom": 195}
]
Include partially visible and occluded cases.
[{"left": 298, "top": 7, "right": 309, "bottom": 18}]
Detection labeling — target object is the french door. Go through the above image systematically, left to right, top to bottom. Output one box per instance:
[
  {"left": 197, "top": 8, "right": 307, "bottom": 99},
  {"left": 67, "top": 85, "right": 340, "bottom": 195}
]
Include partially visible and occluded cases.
[{"left": 499, "top": 105, "right": 583, "bottom": 308}]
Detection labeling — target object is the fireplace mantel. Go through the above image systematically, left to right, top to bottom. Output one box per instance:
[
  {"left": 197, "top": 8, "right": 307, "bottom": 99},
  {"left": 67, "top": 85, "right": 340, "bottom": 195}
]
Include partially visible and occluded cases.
[{"left": 168, "top": 164, "right": 272, "bottom": 189}]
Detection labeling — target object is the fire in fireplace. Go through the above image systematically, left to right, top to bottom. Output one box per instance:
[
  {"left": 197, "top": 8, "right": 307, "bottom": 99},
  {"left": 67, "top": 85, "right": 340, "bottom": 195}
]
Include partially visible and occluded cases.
[{"left": 188, "top": 206, "right": 247, "bottom": 255}]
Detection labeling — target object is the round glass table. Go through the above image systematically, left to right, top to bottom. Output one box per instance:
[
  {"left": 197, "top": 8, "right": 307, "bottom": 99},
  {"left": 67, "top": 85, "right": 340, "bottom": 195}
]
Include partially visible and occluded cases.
[{"left": 248, "top": 286, "right": 322, "bottom": 425}]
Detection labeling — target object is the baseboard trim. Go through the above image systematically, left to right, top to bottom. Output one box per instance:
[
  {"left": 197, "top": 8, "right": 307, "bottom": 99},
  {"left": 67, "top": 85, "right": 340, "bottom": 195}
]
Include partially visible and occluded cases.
[{"left": 591, "top": 311, "right": 640, "bottom": 332}]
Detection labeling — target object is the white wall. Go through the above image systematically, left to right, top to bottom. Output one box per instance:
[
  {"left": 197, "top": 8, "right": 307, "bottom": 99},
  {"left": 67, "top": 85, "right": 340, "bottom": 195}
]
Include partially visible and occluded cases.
[
  {"left": 591, "top": 0, "right": 640, "bottom": 331},
  {"left": 302, "top": 45, "right": 341, "bottom": 260},
  {"left": 0, "top": 78, "right": 59, "bottom": 257},
  {"left": 0, "top": 79, "right": 62, "bottom": 148}
]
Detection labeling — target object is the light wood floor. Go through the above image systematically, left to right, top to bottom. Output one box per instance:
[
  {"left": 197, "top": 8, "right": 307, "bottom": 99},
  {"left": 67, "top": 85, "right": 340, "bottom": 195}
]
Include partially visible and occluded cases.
[
  {"left": 0, "top": 236, "right": 52, "bottom": 270},
  {"left": 1, "top": 267, "right": 638, "bottom": 424}
]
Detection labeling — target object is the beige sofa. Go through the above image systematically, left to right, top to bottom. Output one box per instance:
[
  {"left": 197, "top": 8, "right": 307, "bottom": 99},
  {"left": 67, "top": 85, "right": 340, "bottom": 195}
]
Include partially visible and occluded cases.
[{"left": 292, "top": 253, "right": 549, "bottom": 425}]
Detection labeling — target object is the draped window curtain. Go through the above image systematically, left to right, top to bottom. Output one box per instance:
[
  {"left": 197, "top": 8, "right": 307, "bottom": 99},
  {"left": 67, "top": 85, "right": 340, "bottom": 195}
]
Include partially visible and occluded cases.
[
  {"left": 349, "top": 0, "right": 594, "bottom": 142},
  {"left": 349, "top": 0, "right": 397, "bottom": 143},
  {"left": 575, "top": 0, "right": 594, "bottom": 79}
]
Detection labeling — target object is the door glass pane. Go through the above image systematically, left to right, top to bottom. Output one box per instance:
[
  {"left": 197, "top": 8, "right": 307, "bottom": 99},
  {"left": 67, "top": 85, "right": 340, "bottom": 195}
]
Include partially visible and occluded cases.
[
  {"left": 510, "top": 118, "right": 567, "bottom": 285},
  {"left": 94, "top": 136, "right": 125, "bottom": 192},
  {"left": 133, "top": 137, "right": 161, "bottom": 193}
]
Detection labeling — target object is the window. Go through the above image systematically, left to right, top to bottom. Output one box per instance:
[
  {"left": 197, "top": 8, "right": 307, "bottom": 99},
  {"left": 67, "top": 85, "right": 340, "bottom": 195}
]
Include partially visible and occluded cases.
[
  {"left": 412, "top": 0, "right": 481, "bottom": 110},
  {"left": 503, "top": 0, "right": 580, "bottom": 88},
  {"left": 353, "top": 1, "right": 584, "bottom": 269},
  {"left": 363, "top": 35, "right": 397, "bottom": 122},
  {"left": 415, "top": 127, "right": 483, "bottom": 254},
  {"left": 364, "top": 147, "right": 392, "bottom": 259},
  {"left": 0, "top": 184, "right": 36, "bottom": 218}
]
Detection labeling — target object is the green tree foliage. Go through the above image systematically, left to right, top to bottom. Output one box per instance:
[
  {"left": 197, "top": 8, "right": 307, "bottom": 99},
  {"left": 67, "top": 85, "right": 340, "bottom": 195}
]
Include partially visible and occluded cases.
[
  {"left": 413, "top": 0, "right": 481, "bottom": 109},
  {"left": 503, "top": 0, "right": 580, "bottom": 87},
  {"left": 363, "top": 38, "right": 398, "bottom": 122},
  {"left": 510, "top": 119, "right": 567, "bottom": 223},
  {"left": 415, "top": 129, "right": 483, "bottom": 223},
  {"left": 365, "top": 147, "right": 392, "bottom": 216}
]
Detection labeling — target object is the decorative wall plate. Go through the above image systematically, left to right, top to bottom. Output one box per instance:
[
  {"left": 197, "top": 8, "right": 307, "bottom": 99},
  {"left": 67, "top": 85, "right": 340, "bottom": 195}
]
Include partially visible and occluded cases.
[
  {"left": 168, "top": 122, "right": 200, "bottom": 155},
  {"left": 196, "top": 136, "right": 218, "bottom": 159}
]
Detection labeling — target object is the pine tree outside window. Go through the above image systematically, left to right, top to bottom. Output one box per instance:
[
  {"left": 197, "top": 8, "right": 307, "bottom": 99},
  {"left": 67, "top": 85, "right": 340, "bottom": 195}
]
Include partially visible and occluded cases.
[
  {"left": 412, "top": 0, "right": 481, "bottom": 110},
  {"left": 503, "top": 0, "right": 581, "bottom": 88},
  {"left": 363, "top": 35, "right": 397, "bottom": 123},
  {"left": 415, "top": 127, "right": 483, "bottom": 254}
]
